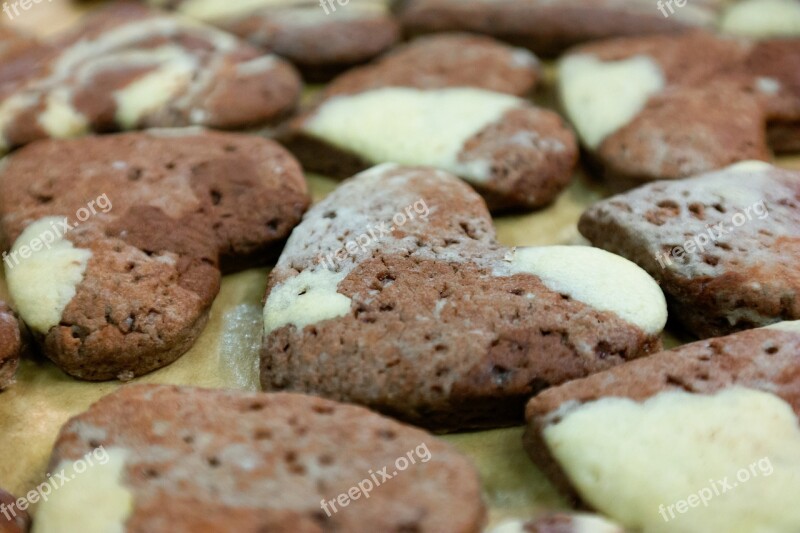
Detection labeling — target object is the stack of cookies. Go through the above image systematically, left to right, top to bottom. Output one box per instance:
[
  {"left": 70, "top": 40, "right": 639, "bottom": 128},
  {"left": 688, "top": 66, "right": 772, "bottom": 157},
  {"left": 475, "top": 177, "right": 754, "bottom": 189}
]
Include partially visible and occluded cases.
[{"left": 0, "top": 0, "right": 798, "bottom": 531}]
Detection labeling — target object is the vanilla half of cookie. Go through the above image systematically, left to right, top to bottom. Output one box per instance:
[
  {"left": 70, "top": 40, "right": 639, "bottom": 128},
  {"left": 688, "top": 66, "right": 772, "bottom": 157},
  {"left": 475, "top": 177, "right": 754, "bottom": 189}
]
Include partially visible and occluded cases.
[{"left": 5, "top": 217, "right": 91, "bottom": 334}]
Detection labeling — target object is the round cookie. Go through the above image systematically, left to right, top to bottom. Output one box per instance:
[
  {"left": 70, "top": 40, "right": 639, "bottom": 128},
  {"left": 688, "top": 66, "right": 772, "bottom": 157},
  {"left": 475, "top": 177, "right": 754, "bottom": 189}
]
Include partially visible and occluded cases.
[
  {"left": 148, "top": 0, "right": 400, "bottom": 81},
  {"left": 397, "top": 0, "right": 721, "bottom": 57},
  {"left": 0, "top": 3, "right": 302, "bottom": 155},
  {"left": 321, "top": 33, "right": 541, "bottom": 100},
  {"left": 0, "top": 130, "right": 309, "bottom": 381},
  {"left": 579, "top": 162, "right": 800, "bottom": 338},
  {"left": 261, "top": 164, "right": 667, "bottom": 431},
  {"left": 0, "top": 302, "right": 22, "bottom": 390},
  {"left": 524, "top": 322, "right": 800, "bottom": 532},
  {"left": 36, "top": 384, "right": 487, "bottom": 533}
]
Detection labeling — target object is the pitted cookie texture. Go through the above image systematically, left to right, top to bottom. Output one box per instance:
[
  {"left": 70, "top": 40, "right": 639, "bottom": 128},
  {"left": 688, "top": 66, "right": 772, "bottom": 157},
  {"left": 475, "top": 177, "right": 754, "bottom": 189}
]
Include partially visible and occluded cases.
[
  {"left": 147, "top": 0, "right": 400, "bottom": 81},
  {"left": 397, "top": 0, "right": 721, "bottom": 57},
  {"left": 0, "top": 3, "right": 301, "bottom": 154},
  {"left": 558, "top": 32, "right": 800, "bottom": 189},
  {"left": 321, "top": 33, "right": 541, "bottom": 99},
  {"left": 284, "top": 88, "right": 577, "bottom": 211},
  {"left": 0, "top": 130, "right": 309, "bottom": 381},
  {"left": 579, "top": 162, "right": 800, "bottom": 338},
  {"left": 261, "top": 165, "right": 665, "bottom": 431},
  {"left": 0, "top": 302, "right": 22, "bottom": 391},
  {"left": 524, "top": 323, "right": 800, "bottom": 533},
  {"left": 41, "top": 384, "right": 486, "bottom": 533},
  {"left": 489, "top": 514, "right": 624, "bottom": 533}
]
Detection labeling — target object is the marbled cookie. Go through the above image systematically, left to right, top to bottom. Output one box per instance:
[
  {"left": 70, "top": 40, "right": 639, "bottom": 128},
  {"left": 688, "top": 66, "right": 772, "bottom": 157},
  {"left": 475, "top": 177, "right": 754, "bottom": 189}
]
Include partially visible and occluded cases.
[
  {"left": 148, "top": 0, "right": 400, "bottom": 81},
  {"left": 397, "top": 0, "right": 721, "bottom": 57},
  {"left": 0, "top": 3, "right": 301, "bottom": 155},
  {"left": 558, "top": 32, "right": 800, "bottom": 189},
  {"left": 322, "top": 33, "right": 541, "bottom": 100},
  {"left": 282, "top": 88, "right": 577, "bottom": 211},
  {"left": 0, "top": 130, "right": 309, "bottom": 381},
  {"left": 579, "top": 161, "right": 800, "bottom": 338},
  {"left": 261, "top": 164, "right": 667, "bottom": 431},
  {"left": 0, "top": 302, "right": 22, "bottom": 391},
  {"left": 523, "top": 321, "right": 800, "bottom": 533},
  {"left": 36, "top": 384, "right": 486, "bottom": 533},
  {"left": 0, "top": 488, "right": 28, "bottom": 533},
  {"left": 490, "top": 514, "right": 624, "bottom": 533}
]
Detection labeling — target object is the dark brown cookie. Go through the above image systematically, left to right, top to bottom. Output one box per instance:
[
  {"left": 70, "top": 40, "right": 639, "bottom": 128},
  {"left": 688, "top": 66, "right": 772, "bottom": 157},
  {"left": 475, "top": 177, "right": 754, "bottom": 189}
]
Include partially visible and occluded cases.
[
  {"left": 149, "top": 0, "right": 400, "bottom": 81},
  {"left": 397, "top": 0, "right": 721, "bottom": 57},
  {"left": 0, "top": 3, "right": 301, "bottom": 155},
  {"left": 558, "top": 32, "right": 800, "bottom": 189},
  {"left": 322, "top": 33, "right": 541, "bottom": 100},
  {"left": 281, "top": 87, "right": 577, "bottom": 211},
  {"left": 0, "top": 130, "right": 309, "bottom": 381},
  {"left": 579, "top": 161, "right": 800, "bottom": 338},
  {"left": 261, "top": 164, "right": 667, "bottom": 431},
  {"left": 0, "top": 302, "right": 22, "bottom": 391},
  {"left": 523, "top": 321, "right": 800, "bottom": 532},
  {"left": 38, "top": 383, "right": 486, "bottom": 532},
  {"left": 0, "top": 488, "right": 29, "bottom": 533},
  {"left": 489, "top": 514, "right": 624, "bottom": 533}
]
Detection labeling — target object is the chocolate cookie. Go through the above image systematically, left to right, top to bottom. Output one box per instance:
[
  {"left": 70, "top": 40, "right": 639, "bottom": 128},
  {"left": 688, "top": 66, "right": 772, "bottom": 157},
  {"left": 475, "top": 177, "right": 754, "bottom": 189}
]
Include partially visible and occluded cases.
[
  {"left": 149, "top": 0, "right": 400, "bottom": 81},
  {"left": 397, "top": 0, "right": 721, "bottom": 57},
  {"left": 0, "top": 3, "right": 301, "bottom": 155},
  {"left": 558, "top": 32, "right": 800, "bottom": 189},
  {"left": 322, "top": 33, "right": 541, "bottom": 100},
  {"left": 281, "top": 88, "right": 577, "bottom": 211},
  {"left": 0, "top": 130, "right": 309, "bottom": 381},
  {"left": 579, "top": 161, "right": 800, "bottom": 338},
  {"left": 261, "top": 164, "right": 667, "bottom": 431},
  {"left": 0, "top": 302, "right": 22, "bottom": 391},
  {"left": 523, "top": 321, "right": 800, "bottom": 533},
  {"left": 37, "top": 383, "right": 486, "bottom": 532},
  {"left": 0, "top": 488, "right": 28, "bottom": 533},
  {"left": 490, "top": 515, "right": 624, "bottom": 533}
]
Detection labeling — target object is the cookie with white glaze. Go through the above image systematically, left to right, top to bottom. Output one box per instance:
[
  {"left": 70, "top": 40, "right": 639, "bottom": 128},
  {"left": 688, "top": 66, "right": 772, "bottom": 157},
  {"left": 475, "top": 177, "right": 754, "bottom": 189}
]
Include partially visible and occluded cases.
[
  {"left": 148, "top": 0, "right": 400, "bottom": 81},
  {"left": 397, "top": 0, "right": 722, "bottom": 57},
  {"left": 721, "top": 0, "right": 800, "bottom": 39},
  {"left": 0, "top": 3, "right": 301, "bottom": 155},
  {"left": 558, "top": 32, "right": 800, "bottom": 189},
  {"left": 282, "top": 87, "right": 577, "bottom": 211},
  {"left": 0, "top": 130, "right": 309, "bottom": 381},
  {"left": 579, "top": 161, "right": 800, "bottom": 338},
  {"left": 261, "top": 164, "right": 667, "bottom": 431},
  {"left": 0, "top": 302, "right": 22, "bottom": 391},
  {"left": 523, "top": 321, "right": 800, "bottom": 533},
  {"left": 38, "top": 384, "right": 486, "bottom": 533}
]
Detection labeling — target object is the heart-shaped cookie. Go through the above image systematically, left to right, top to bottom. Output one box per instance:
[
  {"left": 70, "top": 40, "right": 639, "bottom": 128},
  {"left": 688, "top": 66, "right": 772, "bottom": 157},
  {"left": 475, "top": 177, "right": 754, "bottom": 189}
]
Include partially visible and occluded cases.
[
  {"left": 0, "top": 130, "right": 309, "bottom": 381},
  {"left": 261, "top": 164, "right": 667, "bottom": 431},
  {"left": 524, "top": 321, "right": 800, "bottom": 532}
]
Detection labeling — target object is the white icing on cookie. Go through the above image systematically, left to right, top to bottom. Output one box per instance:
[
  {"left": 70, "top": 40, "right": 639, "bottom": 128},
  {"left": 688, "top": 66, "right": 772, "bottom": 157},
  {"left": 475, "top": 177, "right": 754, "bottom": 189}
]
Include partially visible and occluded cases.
[
  {"left": 721, "top": 0, "right": 800, "bottom": 37},
  {"left": 559, "top": 55, "right": 665, "bottom": 149},
  {"left": 303, "top": 87, "right": 522, "bottom": 184},
  {"left": 6, "top": 218, "right": 92, "bottom": 333},
  {"left": 498, "top": 246, "right": 667, "bottom": 335},
  {"left": 263, "top": 269, "right": 352, "bottom": 333},
  {"left": 543, "top": 388, "right": 800, "bottom": 533}
]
